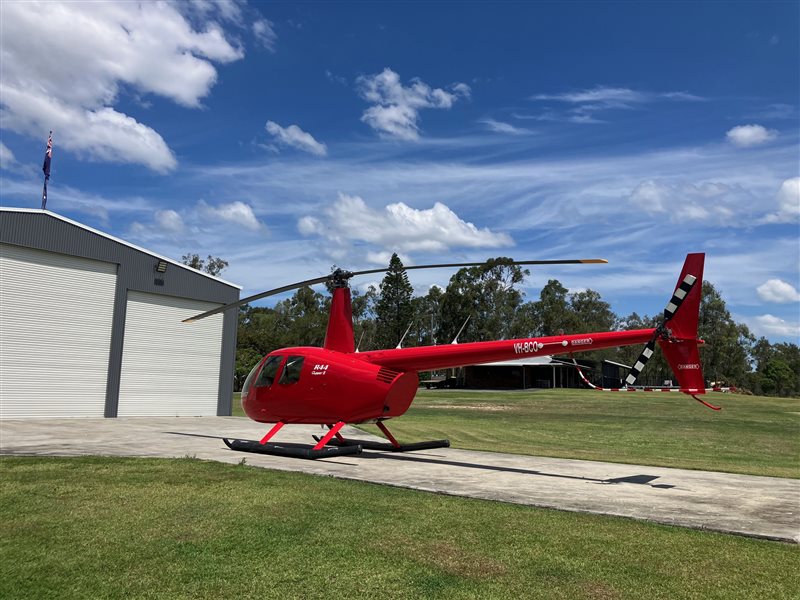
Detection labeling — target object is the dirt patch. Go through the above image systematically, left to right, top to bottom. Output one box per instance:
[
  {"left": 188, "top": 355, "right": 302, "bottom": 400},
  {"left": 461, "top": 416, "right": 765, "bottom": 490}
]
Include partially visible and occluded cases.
[
  {"left": 419, "top": 404, "right": 514, "bottom": 412},
  {"left": 371, "top": 536, "right": 506, "bottom": 579},
  {"left": 581, "top": 581, "right": 621, "bottom": 599}
]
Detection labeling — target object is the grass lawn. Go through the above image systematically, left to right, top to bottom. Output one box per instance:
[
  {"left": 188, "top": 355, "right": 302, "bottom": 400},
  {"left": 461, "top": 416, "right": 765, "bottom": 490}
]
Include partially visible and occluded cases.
[
  {"left": 233, "top": 388, "right": 799, "bottom": 478},
  {"left": 2, "top": 456, "right": 798, "bottom": 600}
]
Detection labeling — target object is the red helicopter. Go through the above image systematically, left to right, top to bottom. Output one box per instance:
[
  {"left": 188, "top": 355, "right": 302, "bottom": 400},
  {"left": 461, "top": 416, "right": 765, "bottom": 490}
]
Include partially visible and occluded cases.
[{"left": 185, "top": 253, "right": 717, "bottom": 459}]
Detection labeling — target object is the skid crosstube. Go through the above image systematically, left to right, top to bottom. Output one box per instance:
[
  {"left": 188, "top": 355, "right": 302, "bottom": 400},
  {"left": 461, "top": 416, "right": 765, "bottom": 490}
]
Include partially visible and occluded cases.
[
  {"left": 315, "top": 436, "right": 450, "bottom": 453},
  {"left": 223, "top": 438, "right": 362, "bottom": 459}
]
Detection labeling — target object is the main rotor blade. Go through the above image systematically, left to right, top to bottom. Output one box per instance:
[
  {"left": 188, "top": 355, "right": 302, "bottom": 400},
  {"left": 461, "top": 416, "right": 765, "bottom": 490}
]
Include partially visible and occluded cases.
[
  {"left": 183, "top": 258, "right": 607, "bottom": 323},
  {"left": 345, "top": 258, "right": 608, "bottom": 279},
  {"left": 183, "top": 274, "right": 332, "bottom": 323}
]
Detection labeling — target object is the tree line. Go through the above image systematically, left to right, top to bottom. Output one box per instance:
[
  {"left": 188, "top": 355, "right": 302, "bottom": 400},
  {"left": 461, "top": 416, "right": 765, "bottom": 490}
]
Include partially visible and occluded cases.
[{"left": 185, "top": 252, "right": 797, "bottom": 397}]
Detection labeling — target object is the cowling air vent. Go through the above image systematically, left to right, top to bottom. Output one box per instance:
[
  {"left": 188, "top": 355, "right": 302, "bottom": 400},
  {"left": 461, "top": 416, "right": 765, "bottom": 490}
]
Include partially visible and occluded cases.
[{"left": 376, "top": 367, "right": 401, "bottom": 384}]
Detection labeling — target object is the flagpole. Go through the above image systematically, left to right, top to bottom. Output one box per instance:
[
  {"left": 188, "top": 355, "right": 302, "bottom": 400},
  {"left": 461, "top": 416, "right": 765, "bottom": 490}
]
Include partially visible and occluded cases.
[{"left": 41, "top": 131, "right": 52, "bottom": 210}]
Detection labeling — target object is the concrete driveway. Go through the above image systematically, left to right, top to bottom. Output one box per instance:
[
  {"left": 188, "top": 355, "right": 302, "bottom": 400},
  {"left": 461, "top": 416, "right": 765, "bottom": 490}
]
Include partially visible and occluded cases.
[{"left": 1, "top": 416, "right": 798, "bottom": 543}]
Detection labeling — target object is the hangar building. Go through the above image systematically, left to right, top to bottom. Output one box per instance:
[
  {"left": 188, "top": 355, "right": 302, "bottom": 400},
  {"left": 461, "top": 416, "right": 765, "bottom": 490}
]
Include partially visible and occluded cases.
[{"left": 0, "top": 208, "right": 240, "bottom": 418}]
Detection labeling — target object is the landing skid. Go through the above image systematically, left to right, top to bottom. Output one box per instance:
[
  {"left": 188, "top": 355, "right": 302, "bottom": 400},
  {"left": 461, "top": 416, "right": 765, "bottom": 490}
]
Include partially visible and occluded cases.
[
  {"left": 314, "top": 420, "right": 450, "bottom": 453},
  {"left": 317, "top": 437, "right": 450, "bottom": 452},
  {"left": 223, "top": 438, "right": 362, "bottom": 460}
]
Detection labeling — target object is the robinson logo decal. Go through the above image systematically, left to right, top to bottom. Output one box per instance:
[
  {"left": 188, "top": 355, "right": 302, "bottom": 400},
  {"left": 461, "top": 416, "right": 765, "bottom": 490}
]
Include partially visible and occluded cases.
[
  {"left": 570, "top": 338, "right": 593, "bottom": 346},
  {"left": 677, "top": 363, "right": 700, "bottom": 370}
]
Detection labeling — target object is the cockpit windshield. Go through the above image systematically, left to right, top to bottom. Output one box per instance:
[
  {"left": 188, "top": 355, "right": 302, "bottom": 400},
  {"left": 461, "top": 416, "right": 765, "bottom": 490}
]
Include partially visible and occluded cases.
[
  {"left": 255, "top": 355, "right": 283, "bottom": 387},
  {"left": 279, "top": 356, "right": 304, "bottom": 385}
]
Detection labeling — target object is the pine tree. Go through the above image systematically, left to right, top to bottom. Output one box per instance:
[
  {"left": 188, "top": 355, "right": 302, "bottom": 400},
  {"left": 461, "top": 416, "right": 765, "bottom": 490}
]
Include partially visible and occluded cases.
[{"left": 374, "top": 253, "right": 414, "bottom": 349}]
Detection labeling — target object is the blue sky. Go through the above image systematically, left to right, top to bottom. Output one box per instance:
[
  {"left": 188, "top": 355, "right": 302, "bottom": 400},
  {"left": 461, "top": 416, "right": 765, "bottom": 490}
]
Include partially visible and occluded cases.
[{"left": 1, "top": 1, "right": 798, "bottom": 342}]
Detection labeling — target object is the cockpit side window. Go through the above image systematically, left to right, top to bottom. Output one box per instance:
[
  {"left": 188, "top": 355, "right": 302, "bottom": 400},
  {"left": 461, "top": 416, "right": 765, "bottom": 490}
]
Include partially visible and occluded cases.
[
  {"left": 255, "top": 355, "right": 283, "bottom": 388},
  {"left": 279, "top": 356, "right": 305, "bottom": 385}
]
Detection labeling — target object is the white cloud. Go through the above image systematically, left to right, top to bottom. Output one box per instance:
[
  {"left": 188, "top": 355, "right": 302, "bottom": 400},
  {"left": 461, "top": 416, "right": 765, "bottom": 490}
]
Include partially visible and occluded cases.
[
  {"left": 0, "top": 2, "right": 243, "bottom": 172},
  {"left": 253, "top": 19, "right": 277, "bottom": 52},
  {"left": 356, "top": 68, "right": 470, "bottom": 140},
  {"left": 479, "top": 119, "right": 531, "bottom": 135},
  {"left": 265, "top": 121, "right": 327, "bottom": 156},
  {"left": 726, "top": 124, "right": 778, "bottom": 148},
  {"left": 0, "top": 142, "right": 16, "bottom": 169},
  {"left": 762, "top": 177, "right": 800, "bottom": 223},
  {"left": 298, "top": 192, "right": 513, "bottom": 254},
  {"left": 198, "top": 200, "right": 262, "bottom": 231},
  {"left": 155, "top": 209, "right": 184, "bottom": 233},
  {"left": 297, "top": 215, "right": 322, "bottom": 235},
  {"left": 365, "top": 250, "right": 410, "bottom": 266},
  {"left": 757, "top": 279, "right": 800, "bottom": 303},
  {"left": 752, "top": 314, "right": 800, "bottom": 338}
]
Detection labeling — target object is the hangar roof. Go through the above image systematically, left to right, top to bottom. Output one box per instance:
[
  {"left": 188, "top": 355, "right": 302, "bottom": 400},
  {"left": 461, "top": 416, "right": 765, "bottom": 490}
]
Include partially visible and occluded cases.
[{"left": 0, "top": 207, "right": 241, "bottom": 289}]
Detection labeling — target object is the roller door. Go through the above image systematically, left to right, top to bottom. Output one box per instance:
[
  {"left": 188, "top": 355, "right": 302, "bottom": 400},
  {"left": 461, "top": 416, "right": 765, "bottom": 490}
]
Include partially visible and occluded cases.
[
  {"left": 0, "top": 243, "right": 117, "bottom": 418},
  {"left": 117, "top": 291, "right": 223, "bottom": 416}
]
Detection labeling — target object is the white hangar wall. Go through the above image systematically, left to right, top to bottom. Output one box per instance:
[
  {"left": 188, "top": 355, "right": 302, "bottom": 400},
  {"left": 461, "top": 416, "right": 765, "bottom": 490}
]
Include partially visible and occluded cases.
[
  {"left": 0, "top": 208, "right": 240, "bottom": 418},
  {"left": 0, "top": 244, "right": 117, "bottom": 418}
]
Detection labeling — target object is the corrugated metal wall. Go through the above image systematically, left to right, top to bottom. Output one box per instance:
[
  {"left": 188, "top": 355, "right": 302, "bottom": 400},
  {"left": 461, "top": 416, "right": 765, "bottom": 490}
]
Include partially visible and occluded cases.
[
  {"left": 0, "top": 210, "right": 239, "bottom": 417},
  {"left": 0, "top": 244, "right": 117, "bottom": 417},
  {"left": 118, "top": 291, "right": 223, "bottom": 416}
]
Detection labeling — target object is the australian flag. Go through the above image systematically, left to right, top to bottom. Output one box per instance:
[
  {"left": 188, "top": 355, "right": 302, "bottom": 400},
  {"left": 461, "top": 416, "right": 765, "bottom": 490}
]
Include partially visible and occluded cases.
[
  {"left": 41, "top": 131, "right": 52, "bottom": 209},
  {"left": 42, "top": 132, "right": 52, "bottom": 180}
]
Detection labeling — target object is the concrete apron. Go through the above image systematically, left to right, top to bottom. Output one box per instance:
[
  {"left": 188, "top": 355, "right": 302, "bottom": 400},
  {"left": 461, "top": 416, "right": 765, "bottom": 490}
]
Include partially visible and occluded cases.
[{"left": 1, "top": 416, "right": 798, "bottom": 544}]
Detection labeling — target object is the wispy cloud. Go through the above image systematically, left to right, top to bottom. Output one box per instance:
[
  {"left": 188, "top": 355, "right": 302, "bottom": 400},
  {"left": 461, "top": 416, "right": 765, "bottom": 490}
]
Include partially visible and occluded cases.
[
  {"left": 252, "top": 19, "right": 277, "bottom": 52},
  {"left": 527, "top": 85, "right": 704, "bottom": 123},
  {"left": 479, "top": 118, "right": 532, "bottom": 135},
  {"left": 0, "top": 142, "right": 17, "bottom": 169},
  {"left": 750, "top": 314, "right": 799, "bottom": 338}
]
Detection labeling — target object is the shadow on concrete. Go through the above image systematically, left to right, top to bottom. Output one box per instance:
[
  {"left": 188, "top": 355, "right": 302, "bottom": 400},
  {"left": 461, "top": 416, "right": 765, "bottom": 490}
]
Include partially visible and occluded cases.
[
  {"left": 164, "top": 431, "right": 674, "bottom": 490},
  {"left": 360, "top": 451, "right": 676, "bottom": 489}
]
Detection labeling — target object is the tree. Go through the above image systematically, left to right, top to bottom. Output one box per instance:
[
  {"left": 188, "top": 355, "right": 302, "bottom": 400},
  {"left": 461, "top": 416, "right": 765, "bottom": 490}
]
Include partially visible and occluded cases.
[
  {"left": 181, "top": 253, "right": 229, "bottom": 276},
  {"left": 374, "top": 254, "right": 414, "bottom": 349},
  {"left": 438, "top": 258, "right": 528, "bottom": 343},
  {"left": 534, "top": 279, "right": 578, "bottom": 336},
  {"left": 697, "top": 282, "right": 754, "bottom": 386},
  {"left": 410, "top": 285, "right": 444, "bottom": 346},
  {"left": 351, "top": 286, "right": 378, "bottom": 351},
  {"left": 570, "top": 289, "right": 615, "bottom": 333}
]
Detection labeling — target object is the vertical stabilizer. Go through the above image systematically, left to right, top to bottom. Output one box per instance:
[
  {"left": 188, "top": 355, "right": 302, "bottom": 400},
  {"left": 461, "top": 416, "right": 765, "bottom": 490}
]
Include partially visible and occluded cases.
[
  {"left": 661, "top": 253, "right": 706, "bottom": 392},
  {"left": 666, "top": 253, "right": 704, "bottom": 340},
  {"left": 324, "top": 287, "right": 355, "bottom": 353}
]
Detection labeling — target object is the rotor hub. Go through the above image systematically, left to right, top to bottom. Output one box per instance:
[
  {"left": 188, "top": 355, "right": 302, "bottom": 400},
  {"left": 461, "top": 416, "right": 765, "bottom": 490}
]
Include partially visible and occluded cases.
[{"left": 330, "top": 268, "right": 354, "bottom": 289}]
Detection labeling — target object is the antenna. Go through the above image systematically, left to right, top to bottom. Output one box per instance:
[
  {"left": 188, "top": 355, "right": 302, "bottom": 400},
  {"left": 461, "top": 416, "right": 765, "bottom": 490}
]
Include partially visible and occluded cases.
[
  {"left": 451, "top": 315, "right": 471, "bottom": 344},
  {"left": 396, "top": 322, "right": 414, "bottom": 349},
  {"left": 355, "top": 330, "right": 365, "bottom": 353}
]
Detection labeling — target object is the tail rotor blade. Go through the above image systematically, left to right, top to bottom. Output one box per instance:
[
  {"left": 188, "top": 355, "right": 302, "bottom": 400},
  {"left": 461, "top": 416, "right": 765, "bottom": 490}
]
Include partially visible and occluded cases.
[
  {"left": 624, "top": 274, "right": 698, "bottom": 386},
  {"left": 663, "top": 274, "right": 696, "bottom": 322},
  {"left": 625, "top": 338, "right": 656, "bottom": 387}
]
